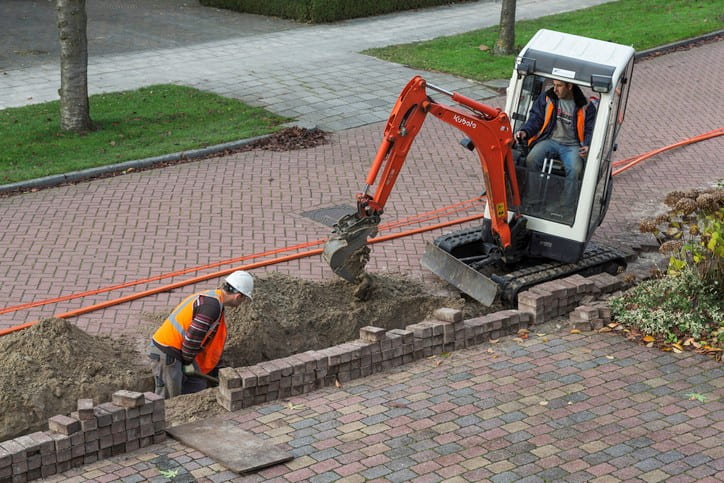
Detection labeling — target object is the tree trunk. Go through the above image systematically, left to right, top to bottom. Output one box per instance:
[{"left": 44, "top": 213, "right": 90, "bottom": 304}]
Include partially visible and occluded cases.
[
  {"left": 56, "top": 0, "right": 92, "bottom": 132},
  {"left": 494, "top": 0, "right": 516, "bottom": 56}
]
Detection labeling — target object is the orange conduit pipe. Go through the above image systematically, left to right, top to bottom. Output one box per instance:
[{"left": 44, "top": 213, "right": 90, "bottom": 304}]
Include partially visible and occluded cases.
[
  {"left": 612, "top": 128, "right": 723, "bottom": 176},
  {"left": 0, "top": 197, "right": 485, "bottom": 317},
  {"left": 0, "top": 214, "right": 484, "bottom": 337}
]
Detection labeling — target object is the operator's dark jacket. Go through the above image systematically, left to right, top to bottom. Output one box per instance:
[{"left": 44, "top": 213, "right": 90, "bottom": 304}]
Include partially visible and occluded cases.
[{"left": 520, "top": 85, "right": 597, "bottom": 148}]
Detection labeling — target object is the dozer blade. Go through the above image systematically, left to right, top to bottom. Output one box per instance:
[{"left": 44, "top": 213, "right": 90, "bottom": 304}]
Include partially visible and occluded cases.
[
  {"left": 322, "top": 214, "right": 379, "bottom": 283},
  {"left": 420, "top": 242, "right": 499, "bottom": 306}
]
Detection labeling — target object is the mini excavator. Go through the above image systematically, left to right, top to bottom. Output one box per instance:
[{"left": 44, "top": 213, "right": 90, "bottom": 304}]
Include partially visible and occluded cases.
[{"left": 323, "top": 30, "right": 636, "bottom": 306}]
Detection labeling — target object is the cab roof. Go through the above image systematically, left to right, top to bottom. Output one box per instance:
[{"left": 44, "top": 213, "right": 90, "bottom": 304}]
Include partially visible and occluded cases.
[{"left": 515, "top": 29, "right": 635, "bottom": 91}]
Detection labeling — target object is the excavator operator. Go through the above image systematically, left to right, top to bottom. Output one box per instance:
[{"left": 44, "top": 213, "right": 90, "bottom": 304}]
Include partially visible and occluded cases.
[{"left": 515, "top": 80, "right": 597, "bottom": 208}]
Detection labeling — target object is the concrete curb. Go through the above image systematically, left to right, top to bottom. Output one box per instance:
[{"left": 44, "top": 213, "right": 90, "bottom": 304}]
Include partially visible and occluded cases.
[
  {"left": 634, "top": 29, "right": 722, "bottom": 59},
  {"left": 0, "top": 134, "right": 271, "bottom": 195}
]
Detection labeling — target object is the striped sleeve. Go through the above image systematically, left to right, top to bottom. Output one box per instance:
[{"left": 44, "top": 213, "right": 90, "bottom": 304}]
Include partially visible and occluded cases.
[{"left": 181, "top": 294, "right": 222, "bottom": 363}]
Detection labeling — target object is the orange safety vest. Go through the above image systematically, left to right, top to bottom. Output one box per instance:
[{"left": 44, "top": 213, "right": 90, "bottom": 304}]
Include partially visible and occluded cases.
[
  {"left": 528, "top": 96, "right": 586, "bottom": 146},
  {"left": 152, "top": 289, "right": 227, "bottom": 374}
]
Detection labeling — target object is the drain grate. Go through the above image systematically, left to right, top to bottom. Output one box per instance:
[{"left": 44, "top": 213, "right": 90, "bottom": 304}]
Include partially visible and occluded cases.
[{"left": 301, "top": 204, "right": 355, "bottom": 227}]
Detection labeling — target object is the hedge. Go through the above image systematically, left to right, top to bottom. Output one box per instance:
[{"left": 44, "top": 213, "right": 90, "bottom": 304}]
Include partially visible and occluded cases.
[{"left": 200, "top": 0, "right": 474, "bottom": 23}]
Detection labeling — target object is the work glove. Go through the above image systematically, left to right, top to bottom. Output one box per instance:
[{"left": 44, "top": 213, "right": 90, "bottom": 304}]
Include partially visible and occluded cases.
[{"left": 182, "top": 361, "right": 199, "bottom": 376}]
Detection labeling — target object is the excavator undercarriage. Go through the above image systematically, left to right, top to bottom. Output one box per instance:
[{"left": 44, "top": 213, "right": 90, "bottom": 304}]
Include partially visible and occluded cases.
[{"left": 423, "top": 225, "right": 627, "bottom": 306}]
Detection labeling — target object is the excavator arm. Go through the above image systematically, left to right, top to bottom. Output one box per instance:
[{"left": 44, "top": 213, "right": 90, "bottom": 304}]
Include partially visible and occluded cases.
[{"left": 322, "top": 76, "right": 522, "bottom": 284}]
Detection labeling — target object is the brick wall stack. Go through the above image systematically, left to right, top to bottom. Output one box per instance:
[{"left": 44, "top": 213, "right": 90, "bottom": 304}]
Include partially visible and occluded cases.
[
  {"left": 517, "top": 272, "right": 625, "bottom": 324},
  {"left": 216, "top": 306, "right": 530, "bottom": 411},
  {"left": 0, "top": 391, "right": 165, "bottom": 482}
]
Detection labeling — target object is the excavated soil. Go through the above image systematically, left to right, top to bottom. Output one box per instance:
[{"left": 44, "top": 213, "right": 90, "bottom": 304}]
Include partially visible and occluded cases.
[{"left": 1, "top": 272, "right": 493, "bottom": 440}]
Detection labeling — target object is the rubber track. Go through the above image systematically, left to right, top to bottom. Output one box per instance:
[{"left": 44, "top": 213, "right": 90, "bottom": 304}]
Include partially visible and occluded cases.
[{"left": 433, "top": 227, "right": 627, "bottom": 304}]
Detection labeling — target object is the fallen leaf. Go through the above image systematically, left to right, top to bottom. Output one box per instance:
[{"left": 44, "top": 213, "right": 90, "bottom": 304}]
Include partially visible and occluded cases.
[
  {"left": 479, "top": 44, "right": 490, "bottom": 51},
  {"left": 607, "top": 323, "right": 619, "bottom": 328},
  {"left": 599, "top": 327, "right": 612, "bottom": 333},
  {"left": 570, "top": 329, "right": 581, "bottom": 334},
  {"left": 536, "top": 333, "right": 547, "bottom": 337},
  {"left": 643, "top": 335, "right": 655, "bottom": 343},
  {"left": 513, "top": 337, "right": 525, "bottom": 343},
  {"left": 490, "top": 339, "right": 500, "bottom": 344},
  {"left": 646, "top": 342, "right": 654, "bottom": 348},
  {"left": 672, "top": 343, "right": 683, "bottom": 351},
  {"left": 672, "top": 347, "right": 683, "bottom": 354},
  {"left": 486, "top": 348, "right": 495, "bottom": 354},
  {"left": 605, "top": 355, "right": 615, "bottom": 360},
  {"left": 434, "top": 359, "right": 443, "bottom": 367},
  {"left": 335, "top": 378, "right": 342, "bottom": 388},
  {"left": 685, "top": 393, "right": 707, "bottom": 402},
  {"left": 539, "top": 400, "right": 548, "bottom": 406},
  {"left": 286, "top": 402, "right": 304, "bottom": 410},
  {"left": 159, "top": 469, "right": 179, "bottom": 478}
]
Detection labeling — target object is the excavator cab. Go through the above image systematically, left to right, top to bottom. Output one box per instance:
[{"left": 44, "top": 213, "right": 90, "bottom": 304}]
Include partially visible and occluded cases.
[
  {"left": 323, "top": 29, "right": 636, "bottom": 306},
  {"left": 503, "top": 29, "right": 635, "bottom": 263}
]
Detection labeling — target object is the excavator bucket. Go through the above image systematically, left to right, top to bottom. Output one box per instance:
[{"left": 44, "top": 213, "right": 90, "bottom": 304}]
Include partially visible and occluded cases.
[
  {"left": 322, "top": 213, "right": 379, "bottom": 283},
  {"left": 420, "top": 242, "right": 499, "bottom": 306}
]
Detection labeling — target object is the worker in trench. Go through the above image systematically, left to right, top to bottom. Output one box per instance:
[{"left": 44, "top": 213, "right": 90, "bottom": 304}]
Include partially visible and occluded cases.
[{"left": 148, "top": 271, "right": 254, "bottom": 398}]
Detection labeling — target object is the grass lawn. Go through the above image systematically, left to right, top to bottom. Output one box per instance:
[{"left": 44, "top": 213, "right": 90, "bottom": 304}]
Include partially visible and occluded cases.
[
  {"left": 363, "top": 0, "right": 724, "bottom": 82},
  {"left": 0, "top": 85, "right": 289, "bottom": 185}
]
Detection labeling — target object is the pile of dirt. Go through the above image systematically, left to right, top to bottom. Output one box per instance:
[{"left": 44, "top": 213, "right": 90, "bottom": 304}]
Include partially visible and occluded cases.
[
  {"left": 0, "top": 272, "right": 491, "bottom": 440},
  {"left": 0, "top": 318, "right": 152, "bottom": 441}
]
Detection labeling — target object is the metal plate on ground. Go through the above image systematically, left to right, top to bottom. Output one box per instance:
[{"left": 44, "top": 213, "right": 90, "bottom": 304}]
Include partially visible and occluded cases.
[
  {"left": 301, "top": 204, "right": 355, "bottom": 227},
  {"left": 166, "top": 418, "right": 292, "bottom": 474}
]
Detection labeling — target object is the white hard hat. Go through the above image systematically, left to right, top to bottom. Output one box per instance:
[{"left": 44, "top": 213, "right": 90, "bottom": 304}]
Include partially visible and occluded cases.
[{"left": 225, "top": 271, "right": 254, "bottom": 299}]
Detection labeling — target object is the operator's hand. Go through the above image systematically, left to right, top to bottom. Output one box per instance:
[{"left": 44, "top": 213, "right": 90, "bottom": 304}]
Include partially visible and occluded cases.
[
  {"left": 514, "top": 130, "right": 527, "bottom": 142},
  {"left": 579, "top": 145, "right": 589, "bottom": 158}
]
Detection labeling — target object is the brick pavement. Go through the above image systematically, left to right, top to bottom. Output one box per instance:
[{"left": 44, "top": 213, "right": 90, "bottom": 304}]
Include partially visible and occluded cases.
[{"left": 42, "top": 327, "right": 724, "bottom": 482}]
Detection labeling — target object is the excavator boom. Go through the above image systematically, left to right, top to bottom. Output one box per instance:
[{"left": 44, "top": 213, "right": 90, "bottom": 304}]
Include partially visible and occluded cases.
[{"left": 322, "top": 76, "right": 522, "bottom": 287}]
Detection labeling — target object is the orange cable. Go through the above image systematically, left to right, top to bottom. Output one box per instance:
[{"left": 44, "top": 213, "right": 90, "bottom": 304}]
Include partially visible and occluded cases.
[
  {"left": 612, "top": 128, "right": 723, "bottom": 175},
  {"left": 0, "top": 196, "right": 485, "bottom": 316},
  {"left": 0, "top": 214, "right": 483, "bottom": 336}
]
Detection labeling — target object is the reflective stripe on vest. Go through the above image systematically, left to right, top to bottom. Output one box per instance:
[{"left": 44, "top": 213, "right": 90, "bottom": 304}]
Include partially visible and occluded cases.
[
  {"left": 528, "top": 98, "right": 555, "bottom": 145},
  {"left": 152, "top": 289, "right": 226, "bottom": 374}
]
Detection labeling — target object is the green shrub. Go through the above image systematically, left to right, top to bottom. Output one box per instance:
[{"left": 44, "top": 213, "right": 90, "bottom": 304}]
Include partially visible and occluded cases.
[
  {"left": 200, "top": 0, "right": 473, "bottom": 23},
  {"left": 610, "top": 186, "right": 723, "bottom": 358},
  {"left": 640, "top": 186, "right": 724, "bottom": 292},
  {"left": 610, "top": 268, "right": 723, "bottom": 343}
]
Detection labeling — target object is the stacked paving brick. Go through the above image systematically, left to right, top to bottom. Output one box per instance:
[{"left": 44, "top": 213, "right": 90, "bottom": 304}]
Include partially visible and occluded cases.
[
  {"left": 517, "top": 272, "right": 625, "bottom": 324},
  {"left": 216, "top": 307, "right": 533, "bottom": 411},
  {"left": 0, "top": 391, "right": 165, "bottom": 482}
]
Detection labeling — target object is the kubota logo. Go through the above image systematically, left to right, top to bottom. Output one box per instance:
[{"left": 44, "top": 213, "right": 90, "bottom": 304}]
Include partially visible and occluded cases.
[{"left": 453, "top": 115, "right": 477, "bottom": 129}]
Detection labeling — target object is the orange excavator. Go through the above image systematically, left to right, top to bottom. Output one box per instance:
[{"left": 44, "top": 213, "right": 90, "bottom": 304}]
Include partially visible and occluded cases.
[{"left": 323, "top": 30, "right": 636, "bottom": 306}]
